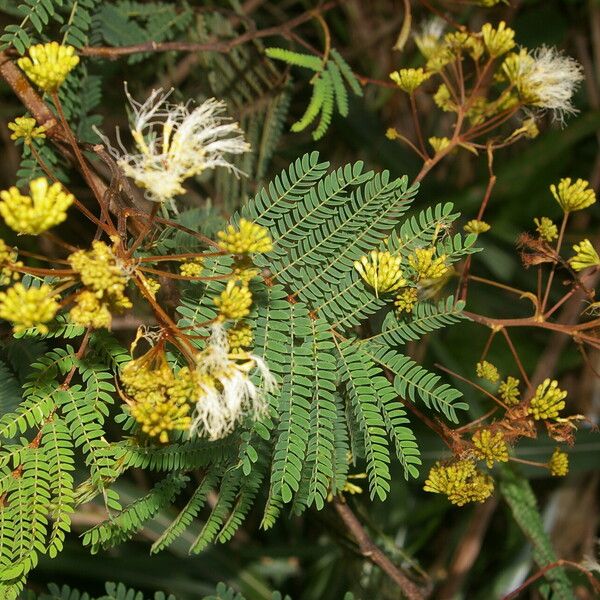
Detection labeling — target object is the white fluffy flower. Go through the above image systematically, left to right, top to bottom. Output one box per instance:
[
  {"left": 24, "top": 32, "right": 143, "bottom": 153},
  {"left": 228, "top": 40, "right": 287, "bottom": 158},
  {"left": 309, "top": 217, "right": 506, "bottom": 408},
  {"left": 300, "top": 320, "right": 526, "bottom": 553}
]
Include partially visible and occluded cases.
[
  {"left": 414, "top": 16, "right": 446, "bottom": 58},
  {"left": 505, "top": 46, "right": 583, "bottom": 122},
  {"left": 99, "top": 86, "right": 250, "bottom": 204},
  {"left": 192, "top": 323, "right": 276, "bottom": 440}
]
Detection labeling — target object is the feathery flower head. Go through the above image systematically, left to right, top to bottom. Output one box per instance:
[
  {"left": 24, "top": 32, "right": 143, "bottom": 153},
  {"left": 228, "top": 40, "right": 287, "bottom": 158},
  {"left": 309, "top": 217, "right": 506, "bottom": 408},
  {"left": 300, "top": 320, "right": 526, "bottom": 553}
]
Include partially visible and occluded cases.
[
  {"left": 414, "top": 16, "right": 446, "bottom": 59},
  {"left": 481, "top": 21, "right": 516, "bottom": 58},
  {"left": 17, "top": 42, "right": 79, "bottom": 91},
  {"left": 503, "top": 47, "right": 583, "bottom": 121},
  {"left": 389, "top": 68, "right": 431, "bottom": 93},
  {"left": 101, "top": 87, "right": 249, "bottom": 204},
  {"left": 8, "top": 117, "right": 47, "bottom": 144},
  {"left": 429, "top": 136, "right": 451, "bottom": 153},
  {"left": 0, "top": 177, "right": 74, "bottom": 235},
  {"left": 550, "top": 178, "right": 596, "bottom": 213},
  {"left": 534, "top": 216, "right": 558, "bottom": 242},
  {"left": 217, "top": 218, "right": 273, "bottom": 254},
  {"left": 464, "top": 220, "right": 491, "bottom": 235},
  {"left": 0, "top": 239, "right": 21, "bottom": 286},
  {"left": 570, "top": 239, "right": 600, "bottom": 272},
  {"left": 69, "top": 240, "right": 130, "bottom": 303},
  {"left": 408, "top": 247, "right": 448, "bottom": 281},
  {"left": 354, "top": 251, "right": 406, "bottom": 296},
  {"left": 214, "top": 280, "right": 252, "bottom": 321},
  {"left": 0, "top": 283, "right": 59, "bottom": 334},
  {"left": 395, "top": 287, "right": 418, "bottom": 314},
  {"left": 192, "top": 323, "right": 276, "bottom": 440},
  {"left": 476, "top": 360, "right": 500, "bottom": 384},
  {"left": 498, "top": 376, "right": 520, "bottom": 405},
  {"left": 528, "top": 378, "right": 567, "bottom": 420},
  {"left": 472, "top": 429, "right": 509, "bottom": 467},
  {"left": 548, "top": 448, "right": 569, "bottom": 477},
  {"left": 424, "top": 459, "right": 494, "bottom": 506}
]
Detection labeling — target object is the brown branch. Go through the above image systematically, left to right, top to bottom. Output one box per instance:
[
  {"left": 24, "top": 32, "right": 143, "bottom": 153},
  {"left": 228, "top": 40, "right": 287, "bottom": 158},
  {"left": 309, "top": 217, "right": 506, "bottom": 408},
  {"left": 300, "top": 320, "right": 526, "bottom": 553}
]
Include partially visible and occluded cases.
[{"left": 333, "top": 497, "right": 425, "bottom": 600}]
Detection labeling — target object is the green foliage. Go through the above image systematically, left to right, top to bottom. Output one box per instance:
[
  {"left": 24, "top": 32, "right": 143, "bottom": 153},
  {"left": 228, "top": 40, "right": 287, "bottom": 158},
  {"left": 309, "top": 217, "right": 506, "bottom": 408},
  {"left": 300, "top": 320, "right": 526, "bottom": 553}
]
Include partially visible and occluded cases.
[{"left": 266, "top": 47, "right": 363, "bottom": 139}]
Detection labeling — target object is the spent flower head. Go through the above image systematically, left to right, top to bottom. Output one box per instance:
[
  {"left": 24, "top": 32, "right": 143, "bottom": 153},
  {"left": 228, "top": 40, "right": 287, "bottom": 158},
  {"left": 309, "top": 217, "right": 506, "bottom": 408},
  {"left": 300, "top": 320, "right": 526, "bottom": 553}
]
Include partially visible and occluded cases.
[
  {"left": 17, "top": 42, "right": 79, "bottom": 91},
  {"left": 100, "top": 87, "right": 250, "bottom": 204},
  {"left": 0, "top": 177, "right": 74, "bottom": 235},
  {"left": 550, "top": 178, "right": 596, "bottom": 213},
  {"left": 570, "top": 239, "right": 600, "bottom": 272},
  {"left": 354, "top": 251, "right": 406, "bottom": 296},
  {"left": 0, "top": 283, "right": 59, "bottom": 334}
]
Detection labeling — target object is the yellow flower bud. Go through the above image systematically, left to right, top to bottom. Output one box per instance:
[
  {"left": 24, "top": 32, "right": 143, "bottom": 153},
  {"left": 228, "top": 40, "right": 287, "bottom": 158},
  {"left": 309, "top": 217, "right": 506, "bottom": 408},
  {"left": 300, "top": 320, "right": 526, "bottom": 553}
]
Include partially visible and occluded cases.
[
  {"left": 481, "top": 21, "right": 516, "bottom": 58},
  {"left": 17, "top": 42, "right": 79, "bottom": 92},
  {"left": 389, "top": 68, "right": 431, "bottom": 93},
  {"left": 8, "top": 116, "right": 47, "bottom": 144},
  {"left": 550, "top": 178, "right": 596, "bottom": 213},
  {"left": 533, "top": 217, "right": 558, "bottom": 242},
  {"left": 217, "top": 218, "right": 273, "bottom": 254},
  {"left": 464, "top": 220, "right": 491, "bottom": 235},
  {"left": 569, "top": 239, "right": 600, "bottom": 272},
  {"left": 408, "top": 247, "right": 448, "bottom": 281},
  {"left": 354, "top": 250, "right": 406, "bottom": 296},
  {"left": 214, "top": 281, "right": 253, "bottom": 321},
  {"left": 0, "top": 283, "right": 59, "bottom": 334},
  {"left": 476, "top": 360, "right": 500, "bottom": 384},
  {"left": 498, "top": 376, "right": 520, "bottom": 405},
  {"left": 528, "top": 378, "right": 567, "bottom": 420},
  {"left": 472, "top": 429, "right": 509, "bottom": 468},
  {"left": 548, "top": 448, "right": 569, "bottom": 477},
  {"left": 424, "top": 459, "right": 494, "bottom": 506}
]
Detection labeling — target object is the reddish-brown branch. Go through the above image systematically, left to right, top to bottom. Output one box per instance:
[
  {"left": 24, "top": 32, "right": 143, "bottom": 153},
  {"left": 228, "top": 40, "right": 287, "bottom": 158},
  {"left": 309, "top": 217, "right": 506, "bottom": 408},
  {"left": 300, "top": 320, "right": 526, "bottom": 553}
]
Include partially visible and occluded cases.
[{"left": 333, "top": 497, "right": 425, "bottom": 600}]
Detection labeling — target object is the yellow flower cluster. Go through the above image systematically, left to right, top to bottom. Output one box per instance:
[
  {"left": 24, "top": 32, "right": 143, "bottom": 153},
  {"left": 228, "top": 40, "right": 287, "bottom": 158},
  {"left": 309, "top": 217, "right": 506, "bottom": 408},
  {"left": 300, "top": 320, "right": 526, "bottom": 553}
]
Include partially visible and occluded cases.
[
  {"left": 481, "top": 21, "right": 516, "bottom": 58},
  {"left": 444, "top": 32, "right": 484, "bottom": 61},
  {"left": 18, "top": 42, "right": 79, "bottom": 92},
  {"left": 389, "top": 68, "right": 431, "bottom": 93},
  {"left": 433, "top": 84, "right": 457, "bottom": 112},
  {"left": 8, "top": 117, "right": 47, "bottom": 144},
  {"left": 429, "top": 136, "right": 451, "bottom": 153},
  {"left": 0, "top": 178, "right": 74, "bottom": 235},
  {"left": 550, "top": 178, "right": 596, "bottom": 213},
  {"left": 534, "top": 217, "right": 558, "bottom": 242},
  {"left": 217, "top": 219, "right": 273, "bottom": 254},
  {"left": 464, "top": 220, "right": 491, "bottom": 235},
  {"left": 0, "top": 239, "right": 21, "bottom": 286},
  {"left": 569, "top": 239, "right": 600, "bottom": 272},
  {"left": 68, "top": 241, "right": 132, "bottom": 329},
  {"left": 408, "top": 247, "right": 448, "bottom": 281},
  {"left": 354, "top": 251, "right": 406, "bottom": 296},
  {"left": 179, "top": 257, "right": 204, "bottom": 278},
  {"left": 214, "top": 280, "right": 253, "bottom": 321},
  {"left": 0, "top": 283, "right": 59, "bottom": 334},
  {"left": 395, "top": 287, "right": 418, "bottom": 314},
  {"left": 227, "top": 322, "right": 254, "bottom": 355},
  {"left": 121, "top": 353, "right": 197, "bottom": 443},
  {"left": 476, "top": 360, "right": 500, "bottom": 384},
  {"left": 498, "top": 376, "right": 520, "bottom": 405},
  {"left": 528, "top": 378, "right": 567, "bottom": 420},
  {"left": 472, "top": 429, "right": 509, "bottom": 467},
  {"left": 548, "top": 448, "right": 569, "bottom": 477},
  {"left": 424, "top": 460, "right": 494, "bottom": 506}
]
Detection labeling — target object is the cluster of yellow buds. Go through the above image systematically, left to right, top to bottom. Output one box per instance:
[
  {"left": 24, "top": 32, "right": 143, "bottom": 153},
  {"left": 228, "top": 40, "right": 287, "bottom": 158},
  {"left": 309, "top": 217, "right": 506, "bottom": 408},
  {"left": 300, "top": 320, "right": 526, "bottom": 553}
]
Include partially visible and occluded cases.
[
  {"left": 481, "top": 21, "right": 515, "bottom": 58},
  {"left": 18, "top": 42, "right": 79, "bottom": 92},
  {"left": 389, "top": 68, "right": 431, "bottom": 93},
  {"left": 8, "top": 116, "right": 48, "bottom": 144},
  {"left": 428, "top": 136, "right": 451, "bottom": 153},
  {"left": 0, "top": 178, "right": 74, "bottom": 235},
  {"left": 551, "top": 178, "right": 596, "bottom": 213},
  {"left": 534, "top": 217, "right": 558, "bottom": 242},
  {"left": 217, "top": 219, "right": 273, "bottom": 254},
  {"left": 464, "top": 220, "right": 491, "bottom": 235},
  {"left": 0, "top": 239, "right": 21, "bottom": 286},
  {"left": 569, "top": 239, "right": 600, "bottom": 272},
  {"left": 68, "top": 240, "right": 132, "bottom": 329},
  {"left": 409, "top": 247, "right": 449, "bottom": 281},
  {"left": 354, "top": 251, "right": 406, "bottom": 296},
  {"left": 179, "top": 257, "right": 204, "bottom": 278},
  {"left": 214, "top": 280, "right": 253, "bottom": 321},
  {"left": 0, "top": 283, "right": 59, "bottom": 334},
  {"left": 394, "top": 287, "right": 418, "bottom": 314},
  {"left": 227, "top": 322, "right": 253, "bottom": 354},
  {"left": 120, "top": 350, "right": 197, "bottom": 443},
  {"left": 476, "top": 360, "right": 500, "bottom": 384},
  {"left": 498, "top": 376, "right": 520, "bottom": 405},
  {"left": 528, "top": 378, "right": 567, "bottom": 420},
  {"left": 472, "top": 429, "right": 509, "bottom": 468},
  {"left": 548, "top": 448, "right": 569, "bottom": 477},
  {"left": 424, "top": 459, "right": 494, "bottom": 505}
]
